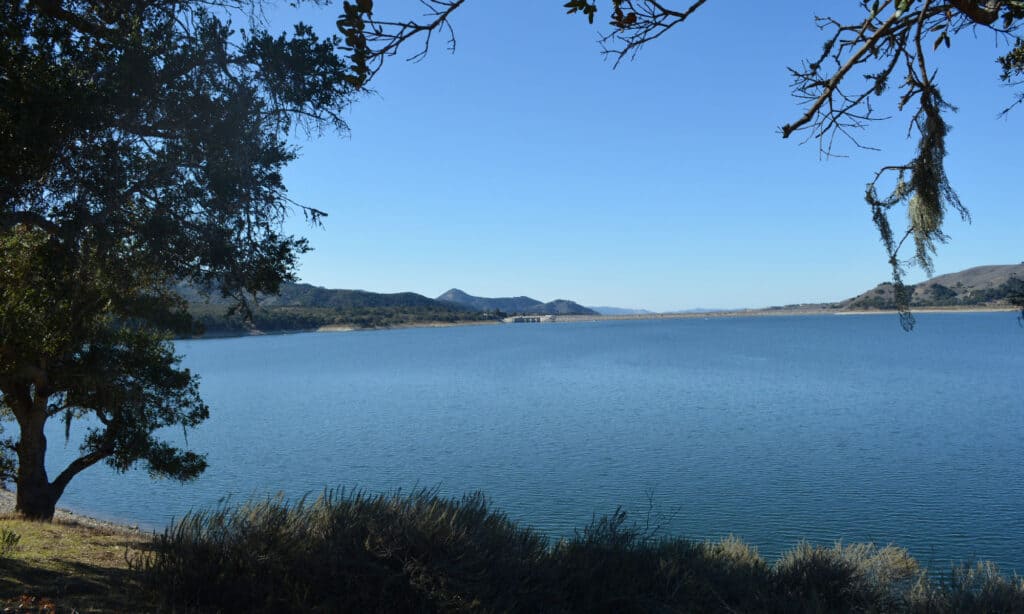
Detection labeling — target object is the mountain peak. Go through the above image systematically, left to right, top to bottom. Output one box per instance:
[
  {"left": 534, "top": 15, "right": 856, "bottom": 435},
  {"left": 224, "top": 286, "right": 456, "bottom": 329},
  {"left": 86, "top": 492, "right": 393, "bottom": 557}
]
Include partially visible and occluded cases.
[
  {"left": 437, "top": 288, "right": 471, "bottom": 302},
  {"left": 437, "top": 289, "right": 597, "bottom": 316}
]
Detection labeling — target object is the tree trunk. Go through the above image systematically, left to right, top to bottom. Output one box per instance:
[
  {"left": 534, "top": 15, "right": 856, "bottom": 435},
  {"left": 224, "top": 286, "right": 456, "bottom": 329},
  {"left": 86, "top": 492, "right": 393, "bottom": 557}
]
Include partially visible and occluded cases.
[{"left": 13, "top": 398, "right": 58, "bottom": 520}]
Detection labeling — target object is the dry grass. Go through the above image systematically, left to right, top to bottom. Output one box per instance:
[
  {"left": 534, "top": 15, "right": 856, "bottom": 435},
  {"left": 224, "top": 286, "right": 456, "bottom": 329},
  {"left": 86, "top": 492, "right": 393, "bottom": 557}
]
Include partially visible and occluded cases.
[
  {"left": 139, "top": 491, "right": 1024, "bottom": 613},
  {"left": 2, "top": 494, "right": 1023, "bottom": 613},
  {"left": 0, "top": 515, "right": 157, "bottom": 613}
]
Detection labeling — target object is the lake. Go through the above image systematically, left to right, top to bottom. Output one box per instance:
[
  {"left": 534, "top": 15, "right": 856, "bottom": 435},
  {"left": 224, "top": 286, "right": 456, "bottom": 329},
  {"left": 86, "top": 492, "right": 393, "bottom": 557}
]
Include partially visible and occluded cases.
[{"left": 42, "top": 313, "right": 1024, "bottom": 573}]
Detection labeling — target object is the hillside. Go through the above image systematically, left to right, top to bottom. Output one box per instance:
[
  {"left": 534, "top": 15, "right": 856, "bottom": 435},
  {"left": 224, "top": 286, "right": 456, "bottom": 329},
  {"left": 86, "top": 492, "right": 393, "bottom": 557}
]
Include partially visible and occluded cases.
[
  {"left": 837, "top": 264, "right": 1024, "bottom": 310},
  {"left": 179, "top": 283, "right": 459, "bottom": 311},
  {"left": 184, "top": 283, "right": 496, "bottom": 335},
  {"left": 437, "top": 288, "right": 597, "bottom": 316},
  {"left": 436, "top": 289, "right": 542, "bottom": 314}
]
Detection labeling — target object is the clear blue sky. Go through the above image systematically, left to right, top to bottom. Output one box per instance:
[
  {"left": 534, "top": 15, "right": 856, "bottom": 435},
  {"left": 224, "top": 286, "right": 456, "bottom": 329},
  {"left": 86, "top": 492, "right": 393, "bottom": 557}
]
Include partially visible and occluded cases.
[{"left": 265, "top": 1, "right": 1021, "bottom": 312}]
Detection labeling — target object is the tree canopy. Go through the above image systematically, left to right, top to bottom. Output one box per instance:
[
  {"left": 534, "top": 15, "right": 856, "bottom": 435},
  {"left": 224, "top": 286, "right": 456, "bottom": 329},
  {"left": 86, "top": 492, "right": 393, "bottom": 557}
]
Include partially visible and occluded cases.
[
  {"left": 0, "top": 0, "right": 358, "bottom": 518},
  {"left": 337, "top": 0, "right": 1024, "bottom": 327}
]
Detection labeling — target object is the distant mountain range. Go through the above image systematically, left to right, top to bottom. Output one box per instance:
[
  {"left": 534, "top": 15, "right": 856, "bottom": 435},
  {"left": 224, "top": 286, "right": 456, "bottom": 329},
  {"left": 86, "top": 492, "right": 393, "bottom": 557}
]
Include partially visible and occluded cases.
[
  {"left": 180, "top": 263, "right": 1023, "bottom": 336},
  {"left": 834, "top": 264, "right": 1024, "bottom": 311},
  {"left": 182, "top": 282, "right": 493, "bottom": 334},
  {"left": 183, "top": 282, "right": 467, "bottom": 311},
  {"left": 180, "top": 283, "right": 460, "bottom": 311},
  {"left": 182, "top": 283, "right": 599, "bottom": 335},
  {"left": 437, "top": 289, "right": 597, "bottom": 316},
  {"left": 587, "top": 306, "right": 654, "bottom": 316}
]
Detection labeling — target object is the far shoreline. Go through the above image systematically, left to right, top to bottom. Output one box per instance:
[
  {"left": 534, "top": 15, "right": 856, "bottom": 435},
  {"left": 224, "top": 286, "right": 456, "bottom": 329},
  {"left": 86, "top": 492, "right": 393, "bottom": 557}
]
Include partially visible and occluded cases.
[{"left": 182, "top": 305, "right": 1021, "bottom": 340}]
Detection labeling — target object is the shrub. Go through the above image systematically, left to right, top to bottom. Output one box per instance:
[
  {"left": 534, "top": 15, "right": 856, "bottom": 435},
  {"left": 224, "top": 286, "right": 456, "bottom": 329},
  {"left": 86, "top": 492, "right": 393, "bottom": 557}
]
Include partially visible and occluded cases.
[
  {"left": 138, "top": 489, "right": 551, "bottom": 612},
  {"left": 140, "top": 493, "right": 1024, "bottom": 613},
  {"left": 550, "top": 514, "right": 772, "bottom": 613},
  {"left": 0, "top": 527, "right": 20, "bottom": 557},
  {"left": 774, "top": 540, "right": 921, "bottom": 614},
  {"left": 773, "top": 541, "right": 919, "bottom": 612},
  {"left": 908, "top": 561, "right": 1024, "bottom": 613}
]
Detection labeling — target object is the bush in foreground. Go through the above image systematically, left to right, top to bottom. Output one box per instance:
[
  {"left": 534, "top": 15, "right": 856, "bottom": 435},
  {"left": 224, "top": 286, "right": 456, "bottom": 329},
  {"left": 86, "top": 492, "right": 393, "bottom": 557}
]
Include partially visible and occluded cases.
[
  {"left": 138, "top": 490, "right": 1024, "bottom": 613},
  {"left": 140, "top": 490, "right": 552, "bottom": 612},
  {"left": 0, "top": 528, "right": 19, "bottom": 558}
]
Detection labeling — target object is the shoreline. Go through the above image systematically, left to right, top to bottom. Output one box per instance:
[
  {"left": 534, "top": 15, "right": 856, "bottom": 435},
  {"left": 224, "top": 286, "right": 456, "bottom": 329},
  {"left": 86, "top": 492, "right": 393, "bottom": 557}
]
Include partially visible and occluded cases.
[
  {"left": 548, "top": 305, "right": 1019, "bottom": 323},
  {"left": 182, "top": 306, "right": 1021, "bottom": 340},
  {"left": 182, "top": 318, "right": 503, "bottom": 340},
  {"left": 317, "top": 319, "right": 502, "bottom": 333},
  {"left": 0, "top": 485, "right": 142, "bottom": 534}
]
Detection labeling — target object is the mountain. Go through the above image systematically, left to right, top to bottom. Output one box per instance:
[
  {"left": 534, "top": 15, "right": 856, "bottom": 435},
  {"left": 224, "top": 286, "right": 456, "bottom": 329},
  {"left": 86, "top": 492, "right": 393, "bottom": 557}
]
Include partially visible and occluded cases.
[
  {"left": 837, "top": 264, "right": 1024, "bottom": 310},
  {"left": 180, "top": 282, "right": 463, "bottom": 311},
  {"left": 183, "top": 282, "right": 494, "bottom": 334},
  {"left": 253, "top": 283, "right": 458, "bottom": 311},
  {"left": 437, "top": 288, "right": 598, "bottom": 316},
  {"left": 436, "top": 289, "right": 544, "bottom": 314},
  {"left": 534, "top": 299, "right": 598, "bottom": 315},
  {"left": 588, "top": 306, "right": 654, "bottom": 316}
]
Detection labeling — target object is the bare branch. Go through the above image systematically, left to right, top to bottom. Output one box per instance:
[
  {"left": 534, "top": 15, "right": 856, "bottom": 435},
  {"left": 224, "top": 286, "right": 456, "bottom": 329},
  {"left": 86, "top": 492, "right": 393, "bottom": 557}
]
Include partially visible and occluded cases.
[
  {"left": 338, "top": 0, "right": 466, "bottom": 87},
  {"left": 598, "top": 0, "right": 709, "bottom": 67},
  {"left": 782, "top": 5, "right": 903, "bottom": 139}
]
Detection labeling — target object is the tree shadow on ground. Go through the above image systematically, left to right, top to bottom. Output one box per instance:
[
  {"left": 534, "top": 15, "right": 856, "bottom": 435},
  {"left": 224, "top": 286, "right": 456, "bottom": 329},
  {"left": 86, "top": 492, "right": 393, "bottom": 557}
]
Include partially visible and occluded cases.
[{"left": 0, "top": 553, "right": 156, "bottom": 612}]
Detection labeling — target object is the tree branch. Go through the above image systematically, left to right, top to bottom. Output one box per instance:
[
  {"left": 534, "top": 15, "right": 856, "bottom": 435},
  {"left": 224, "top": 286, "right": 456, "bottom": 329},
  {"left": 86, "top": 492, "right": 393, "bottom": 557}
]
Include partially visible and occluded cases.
[
  {"left": 30, "top": 0, "right": 120, "bottom": 39},
  {"left": 339, "top": 0, "right": 466, "bottom": 86},
  {"left": 600, "top": 0, "right": 709, "bottom": 67},
  {"left": 949, "top": 0, "right": 1001, "bottom": 24},
  {"left": 781, "top": 5, "right": 903, "bottom": 138},
  {"left": 1, "top": 211, "right": 60, "bottom": 236},
  {"left": 51, "top": 448, "right": 112, "bottom": 498}
]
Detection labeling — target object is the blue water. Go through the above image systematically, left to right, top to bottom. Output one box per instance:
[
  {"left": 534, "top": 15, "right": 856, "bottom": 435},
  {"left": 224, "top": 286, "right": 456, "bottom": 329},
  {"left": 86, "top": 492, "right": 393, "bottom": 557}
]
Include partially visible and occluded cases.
[{"left": 40, "top": 313, "right": 1024, "bottom": 573}]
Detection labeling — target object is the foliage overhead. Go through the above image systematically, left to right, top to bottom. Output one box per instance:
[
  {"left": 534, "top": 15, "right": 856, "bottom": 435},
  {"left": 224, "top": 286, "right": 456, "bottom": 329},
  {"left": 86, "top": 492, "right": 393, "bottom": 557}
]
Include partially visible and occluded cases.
[
  {"left": 0, "top": 0, "right": 358, "bottom": 516},
  {"left": 336, "top": 0, "right": 1024, "bottom": 328}
]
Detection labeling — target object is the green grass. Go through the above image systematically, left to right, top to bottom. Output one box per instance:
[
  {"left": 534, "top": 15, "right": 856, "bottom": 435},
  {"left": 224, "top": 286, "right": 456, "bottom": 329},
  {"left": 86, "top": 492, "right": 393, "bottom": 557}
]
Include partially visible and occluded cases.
[{"left": 0, "top": 516, "right": 157, "bottom": 613}]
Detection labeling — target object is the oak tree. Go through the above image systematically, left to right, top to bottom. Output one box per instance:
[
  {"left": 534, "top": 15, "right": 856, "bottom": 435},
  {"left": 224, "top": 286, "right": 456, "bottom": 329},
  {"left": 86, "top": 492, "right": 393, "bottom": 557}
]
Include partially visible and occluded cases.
[{"left": 0, "top": 0, "right": 357, "bottom": 518}]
